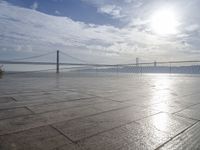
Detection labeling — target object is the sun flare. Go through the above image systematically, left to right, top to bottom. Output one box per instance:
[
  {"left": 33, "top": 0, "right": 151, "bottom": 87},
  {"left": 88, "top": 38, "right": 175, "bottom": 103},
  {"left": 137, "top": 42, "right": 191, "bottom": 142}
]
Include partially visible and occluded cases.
[{"left": 150, "top": 8, "right": 179, "bottom": 35}]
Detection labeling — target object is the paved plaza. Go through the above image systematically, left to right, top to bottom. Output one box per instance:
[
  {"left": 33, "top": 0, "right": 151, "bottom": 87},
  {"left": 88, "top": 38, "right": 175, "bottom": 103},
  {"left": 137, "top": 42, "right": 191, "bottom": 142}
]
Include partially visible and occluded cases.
[{"left": 0, "top": 73, "right": 200, "bottom": 149}]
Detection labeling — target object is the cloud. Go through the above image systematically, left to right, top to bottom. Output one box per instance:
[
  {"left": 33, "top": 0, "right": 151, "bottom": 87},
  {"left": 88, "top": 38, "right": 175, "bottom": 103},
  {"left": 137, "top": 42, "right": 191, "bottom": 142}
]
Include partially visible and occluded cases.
[
  {"left": 82, "top": 0, "right": 145, "bottom": 21},
  {"left": 0, "top": 1, "right": 200, "bottom": 63},
  {"left": 30, "top": 1, "right": 38, "bottom": 10},
  {"left": 97, "top": 5, "right": 124, "bottom": 19},
  {"left": 55, "top": 10, "right": 60, "bottom": 15},
  {"left": 185, "top": 24, "right": 199, "bottom": 32}
]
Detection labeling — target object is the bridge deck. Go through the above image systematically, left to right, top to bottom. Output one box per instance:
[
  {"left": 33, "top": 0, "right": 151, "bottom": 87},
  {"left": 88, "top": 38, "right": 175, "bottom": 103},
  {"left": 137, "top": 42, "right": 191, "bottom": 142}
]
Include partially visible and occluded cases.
[{"left": 0, "top": 73, "right": 200, "bottom": 150}]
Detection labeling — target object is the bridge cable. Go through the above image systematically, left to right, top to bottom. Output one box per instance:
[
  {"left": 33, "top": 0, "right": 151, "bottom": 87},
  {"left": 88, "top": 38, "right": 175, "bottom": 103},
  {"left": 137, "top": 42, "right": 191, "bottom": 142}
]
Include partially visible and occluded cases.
[
  {"left": 5, "top": 51, "right": 56, "bottom": 61},
  {"left": 59, "top": 51, "right": 90, "bottom": 64}
]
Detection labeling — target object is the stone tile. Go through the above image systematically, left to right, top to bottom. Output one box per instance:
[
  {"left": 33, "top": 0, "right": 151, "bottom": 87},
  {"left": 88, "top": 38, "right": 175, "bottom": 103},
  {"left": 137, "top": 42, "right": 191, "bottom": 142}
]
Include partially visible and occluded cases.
[
  {"left": 1, "top": 73, "right": 200, "bottom": 149},
  {"left": 83, "top": 90, "right": 120, "bottom": 97},
  {"left": 13, "top": 91, "right": 93, "bottom": 102},
  {"left": 49, "top": 91, "right": 94, "bottom": 101},
  {"left": 105, "top": 93, "right": 147, "bottom": 102},
  {"left": 13, "top": 94, "right": 56, "bottom": 102},
  {"left": 178, "top": 94, "right": 200, "bottom": 105},
  {"left": 0, "top": 95, "right": 98, "bottom": 111},
  {"left": 0, "top": 97, "right": 15, "bottom": 103},
  {"left": 0, "top": 97, "right": 73, "bottom": 110},
  {"left": 28, "top": 97, "right": 109, "bottom": 113},
  {"left": 121, "top": 99, "right": 164, "bottom": 107},
  {"left": 0, "top": 100, "right": 55, "bottom": 110},
  {"left": 0, "top": 101, "right": 125, "bottom": 135},
  {"left": 87, "top": 101, "right": 130, "bottom": 112},
  {"left": 146, "top": 101, "right": 192, "bottom": 113},
  {"left": 175, "top": 104, "right": 200, "bottom": 120},
  {"left": 53, "top": 106, "right": 160, "bottom": 141},
  {"left": 0, "top": 107, "right": 32, "bottom": 120},
  {"left": 0, "top": 113, "right": 47, "bottom": 135},
  {"left": 137, "top": 113, "right": 196, "bottom": 137},
  {"left": 77, "top": 121, "right": 170, "bottom": 150},
  {"left": 159, "top": 122, "right": 200, "bottom": 150},
  {"left": 0, "top": 126, "right": 71, "bottom": 150},
  {"left": 54, "top": 144, "right": 82, "bottom": 150}
]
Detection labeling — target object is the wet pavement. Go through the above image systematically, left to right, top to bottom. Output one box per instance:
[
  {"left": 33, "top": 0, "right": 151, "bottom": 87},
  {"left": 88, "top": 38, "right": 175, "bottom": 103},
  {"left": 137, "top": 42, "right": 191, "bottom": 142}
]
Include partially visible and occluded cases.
[{"left": 0, "top": 73, "right": 200, "bottom": 149}]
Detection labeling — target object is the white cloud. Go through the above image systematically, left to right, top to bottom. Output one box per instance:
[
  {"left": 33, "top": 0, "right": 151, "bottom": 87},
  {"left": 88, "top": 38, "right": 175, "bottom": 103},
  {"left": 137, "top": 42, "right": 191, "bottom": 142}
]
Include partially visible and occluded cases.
[
  {"left": 0, "top": 1, "right": 199, "bottom": 63},
  {"left": 31, "top": 1, "right": 38, "bottom": 10},
  {"left": 97, "top": 5, "right": 124, "bottom": 19},
  {"left": 55, "top": 10, "right": 60, "bottom": 15},
  {"left": 185, "top": 24, "right": 199, "bottom": 32}
]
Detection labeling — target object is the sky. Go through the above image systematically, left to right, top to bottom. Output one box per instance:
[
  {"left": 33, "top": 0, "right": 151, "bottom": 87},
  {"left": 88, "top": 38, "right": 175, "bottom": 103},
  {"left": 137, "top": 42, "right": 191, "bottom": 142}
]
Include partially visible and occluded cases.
[{"left": 0, "top": 0, "right": 200, "bottom": 64}]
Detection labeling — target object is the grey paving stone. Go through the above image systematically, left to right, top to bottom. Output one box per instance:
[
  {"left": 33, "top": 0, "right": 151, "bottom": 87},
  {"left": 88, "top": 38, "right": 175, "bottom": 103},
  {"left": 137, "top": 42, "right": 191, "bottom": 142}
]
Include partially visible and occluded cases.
[
  {"left": 1, "top": 74, "right": 200, "bottom": 149},
  {"left": 83, "top": 89, "right": 119, "bottom": 97},
  {"left": 13, "top": 91, "right": 93, "bottom": 102},
  {"left": 48, "top": 91, "right": 94, "bottom": 101},
  {"left": 105, "top": 92, "right": 147, "bottom": 102},
  {"left": 177, "top": 93, "right": 200, "bottom": 105},
  {"left": 13, "top": 94, "right": 57, "bottom": 102},
  {"left": 0, "top": 95, "right": 98, "bottom": 111},
  {"left": 0, "top": 97, "right": 15, "bottom": 103},
  {"left": 28, "top": 97, "right": 109, "bottom": 113},
  {"left": 121, "top": 98, "right": 164, "bottom": 107},
  {"left": 0, "top": 99, "right": 58, "bottom": 110},
  {"left": 0, "top": 101, "right": 126, "bottom": 135},
  {"left": 86, "top": 101, "right": 131, "bottom": 112},
  {"left": 146, "top": 101, "right": 193, "bottom": 113},
  {"left": 175, "top": 104, "right": 200, "bottom": 120},
  {"left": 53, "top": 106, "right": 160, "bottom": 141},
  {"left": 0, "top": 107, "right": 32, "bottom": 120},
  {"left": 0, "top": 113, "right": 47, "bottom": 135},
  {"left": 137, "top": 113, "right": 196, "bottom": 137},
  {"left": 76, "top": 121, "right": 170, "bottom": 150},
  {"left": 159, "top": 122, "right": 200, "bottom": 150},
  {"left": 0, "top": 126, "right": 71, "bottom": 150},
  {"left": 54, "top": 144, "right": 82, "bottom": 150}
]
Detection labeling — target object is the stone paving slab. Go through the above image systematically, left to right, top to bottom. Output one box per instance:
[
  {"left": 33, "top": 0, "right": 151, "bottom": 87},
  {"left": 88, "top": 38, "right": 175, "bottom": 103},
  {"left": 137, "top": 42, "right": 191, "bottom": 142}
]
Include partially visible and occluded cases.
[
  {"left": 1, "top": 74, "right": 200, "bottom": 149},
  {"left": 0, "top": 90, "right": 51, "bottom": 97},
  {"left": 13, "top": 91, "right": 93, "bottom": 102},
  {"left": 104, "top": 92, "right": 147, "bottom": 102},
  {"left": 176, "top": 93, "right": 200, "bottom": 105},
  {"left": 0, "top": 95, "right": 97, "bottom": 111},
  {"left": 0, "top": 97, "right": 15, "bottom": 103},
  {"left": 28, "top": 97, "right": 110, "bottom": 114},
  {"left": 0, "top": 98, "right": 64, "bottom": 110},
  {"left": 120, "top": 99, "right": 164, "bottom": 107},
  {"left": 0, "top": 101, "right": 130, "bottom": 135},
  {"left": 146, "top": 101, "right": 195, "bottom": 113},
  {"left": 175, "top": 104, "right": 200, "bottom": 120},
  {"left": 53, "top": 105, "right": 160, "bottom": 141},
  {"left": 0, "top": 107, "right": 32, "bottom": 120},
  {"left": 136, "top": 113, "right": 197, "bottom": 137},
  {"left": 66, "top": 121, "right": 171, "bottom": 150},
  {"left": 159, "top": 122, "right": 200, "bottom": 150},
  {"left": 0, "top": 126, "right": 72, "bottom": 150},
  {"left": 54, "top": 144, "right": 81, "bottom": 150}
]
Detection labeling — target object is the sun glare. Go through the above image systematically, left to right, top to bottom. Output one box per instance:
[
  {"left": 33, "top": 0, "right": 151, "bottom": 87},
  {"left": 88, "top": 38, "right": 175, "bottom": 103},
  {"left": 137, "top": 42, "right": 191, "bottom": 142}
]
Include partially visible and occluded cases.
[{"left": 150, "top": 8, "right": 179, "bottom": 35}]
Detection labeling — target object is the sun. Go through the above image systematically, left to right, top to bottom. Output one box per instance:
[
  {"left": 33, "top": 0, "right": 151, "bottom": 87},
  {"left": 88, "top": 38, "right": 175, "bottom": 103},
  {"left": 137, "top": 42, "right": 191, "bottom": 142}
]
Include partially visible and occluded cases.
[{"left": 150, "top": 8, "right": 179, "bottom": 35}]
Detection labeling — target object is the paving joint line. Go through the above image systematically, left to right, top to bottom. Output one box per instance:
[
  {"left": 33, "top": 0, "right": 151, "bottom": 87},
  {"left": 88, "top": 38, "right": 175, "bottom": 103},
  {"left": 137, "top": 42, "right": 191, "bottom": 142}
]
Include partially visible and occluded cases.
[
  {"left": 155, "top": 121, "right": 200, "bottom": 150},
  {"left": 50, "top": 125, "right": 76, "bottom": 144}
]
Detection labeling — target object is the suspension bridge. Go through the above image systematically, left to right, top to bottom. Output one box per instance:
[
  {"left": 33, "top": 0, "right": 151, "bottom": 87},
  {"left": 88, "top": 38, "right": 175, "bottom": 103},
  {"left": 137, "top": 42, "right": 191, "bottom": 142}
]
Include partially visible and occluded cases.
[{"left": 1, "top": 50, "right": 200, "bottom": 74}]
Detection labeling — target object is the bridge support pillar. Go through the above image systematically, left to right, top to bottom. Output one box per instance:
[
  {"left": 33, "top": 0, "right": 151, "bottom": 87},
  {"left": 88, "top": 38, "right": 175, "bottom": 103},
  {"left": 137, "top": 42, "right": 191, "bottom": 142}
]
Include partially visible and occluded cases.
[{"left": 56, "top": 50, "right": 59, "bottom": 73}]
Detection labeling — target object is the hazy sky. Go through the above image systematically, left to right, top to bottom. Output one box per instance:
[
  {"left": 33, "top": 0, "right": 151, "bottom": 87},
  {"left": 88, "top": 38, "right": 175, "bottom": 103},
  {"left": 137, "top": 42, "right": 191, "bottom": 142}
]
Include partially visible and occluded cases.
[{"left": 0, "top": 0, "right": 200, "bottom": 64}]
